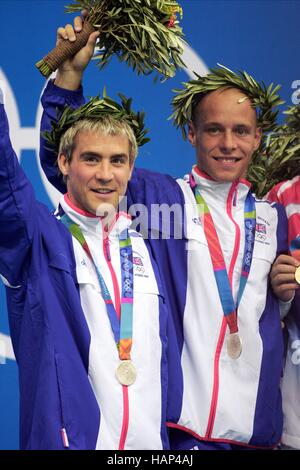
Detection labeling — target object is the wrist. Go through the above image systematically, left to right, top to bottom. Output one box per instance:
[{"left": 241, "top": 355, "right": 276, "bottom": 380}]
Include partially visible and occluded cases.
[
  {"left": 54, "top": 69, "right": 83, "bottom": 91},
  {"left": 279, "top": 292, "right": 295, "bottom": 319}
]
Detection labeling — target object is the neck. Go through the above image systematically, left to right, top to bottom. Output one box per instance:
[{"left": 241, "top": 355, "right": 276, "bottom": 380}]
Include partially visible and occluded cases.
[
  {"left": 194, "top": 165, "right": 249, "bottom": 185},
  {"left": 65, "top": 193, "right": 120, "bottom": 221},
  {"left": 61, "top": 194, "right": 131, "bottom": 237}
]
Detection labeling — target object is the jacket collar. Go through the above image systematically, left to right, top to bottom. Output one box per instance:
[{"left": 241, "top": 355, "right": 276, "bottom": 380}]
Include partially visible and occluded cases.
[
  {"left": 191, "top": 165, "right": 252, "bottom": 205},
  {"left": 59, "top": 194, "right": 132, "bottom": 239}
]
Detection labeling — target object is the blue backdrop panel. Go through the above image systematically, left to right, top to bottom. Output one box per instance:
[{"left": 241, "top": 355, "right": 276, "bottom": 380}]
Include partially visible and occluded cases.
[{"left": 0, "top": 0, "right": 299, "bottom": 449}]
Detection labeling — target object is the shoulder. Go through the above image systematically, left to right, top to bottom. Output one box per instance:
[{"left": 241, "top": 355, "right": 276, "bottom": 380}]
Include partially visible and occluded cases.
[
  {"left": 129, "top": 167, "right": 185, "bottom": 206},
  {"left": 132, "top": 167, "right": 178, "bottom": 188},
  {"left": 268, "top": 176, "right": 300, "bottom": 206},
  {"left": 254, "top": 194, "right": 288, "bottom": 226},
  {"left": 36, "top": 203, "right": 73, "bottom": 243}
]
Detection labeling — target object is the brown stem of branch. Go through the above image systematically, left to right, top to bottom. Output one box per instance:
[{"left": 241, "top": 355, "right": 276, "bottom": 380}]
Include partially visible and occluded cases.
[{"left": 36, "top": 21, "right": 96, "bottom": 78}]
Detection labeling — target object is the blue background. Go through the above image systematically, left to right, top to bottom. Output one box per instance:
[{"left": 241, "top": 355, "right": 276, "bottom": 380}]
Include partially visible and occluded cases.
[{"left": 0, "top": 0, "right": 299, "bottom": 449}]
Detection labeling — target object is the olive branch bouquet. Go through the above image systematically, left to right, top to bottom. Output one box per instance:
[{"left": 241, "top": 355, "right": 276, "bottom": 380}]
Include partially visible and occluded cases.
[{"left": 36, "top": 0, "right": 185, "bottom": 81}]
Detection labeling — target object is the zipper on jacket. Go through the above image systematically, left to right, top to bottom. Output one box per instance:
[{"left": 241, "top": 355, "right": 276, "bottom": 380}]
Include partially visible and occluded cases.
[
  {"left": 205, "top": 181, "right": 241, "bottom": 438},
  {"left": 102, "top": 233, "right": 130, "bottom": 449},
  {"left": 104, "top": 236, "right": 111, "bottom": 261},
  {"left": 54, "top": 353, "right": 70, "bottom": 449},
  {"left": 60, "top": 428, "right": 70, "bottom": 449}
]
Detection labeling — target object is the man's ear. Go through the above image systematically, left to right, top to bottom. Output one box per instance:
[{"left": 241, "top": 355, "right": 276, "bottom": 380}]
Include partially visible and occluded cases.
[
  {"left": 188, "top": 121, "right": 196, "bottom": 146},
  {"left": 254, "top": 127, "right": 263, "bottom": 151},
  {"left": 57, "top": 153, "right": 69, "bottom": 177},
  {"left": 128, "top": 157, "right": 135, "bottom": 181},
  {"left": 128, "top": 166, "right": 134, "bottom": 181}
]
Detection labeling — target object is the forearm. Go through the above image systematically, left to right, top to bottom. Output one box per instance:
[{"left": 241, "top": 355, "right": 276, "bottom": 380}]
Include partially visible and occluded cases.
[
  {"left": 41, "top": 79, "right": 84, "bottom": 122},
  {"left": 40, "top": 80, "right": 85, "bottom": 192}
]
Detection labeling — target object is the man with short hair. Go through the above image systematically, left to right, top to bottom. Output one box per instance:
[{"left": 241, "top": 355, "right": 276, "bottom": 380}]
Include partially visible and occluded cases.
[
  {"left": 40, "top": 17, "right": 294, "bottom": 450},
  {"left": 0, "top": 56, "right": 181, "bottom": 448},
  {"left": 163, "top": 81, "right": 291, "bottom": 449}
]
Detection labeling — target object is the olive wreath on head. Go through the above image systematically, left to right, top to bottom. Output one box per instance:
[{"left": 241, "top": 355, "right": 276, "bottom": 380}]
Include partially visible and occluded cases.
[
  {"left": 171, "top": 64, "right": 286, "bottom": 197},
  {"left": 171, "top": 64, "right": 284, "bottom": 138},
  {"left": 42, "top": 89, "right": 150, "bottom": 156}
]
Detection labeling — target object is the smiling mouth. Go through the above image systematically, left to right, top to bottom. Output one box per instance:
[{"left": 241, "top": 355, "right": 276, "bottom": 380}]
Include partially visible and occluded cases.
[
  {"left": 213, "top": 157, "right": 242, "bottom": 163},
  {"left": 91, "top": 188, "right": 115, "bottom": 194}
]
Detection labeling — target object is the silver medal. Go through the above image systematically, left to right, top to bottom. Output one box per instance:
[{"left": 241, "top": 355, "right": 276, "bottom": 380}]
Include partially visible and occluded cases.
[
  {"left": 227, "top": 332, "right": 242, "bottom": 359},
  {"left": 116, "top": 360, "right": 137, "bottom": 386}
]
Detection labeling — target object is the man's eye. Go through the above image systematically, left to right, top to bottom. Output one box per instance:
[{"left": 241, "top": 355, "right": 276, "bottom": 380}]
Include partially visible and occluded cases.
[
  {"left": 207, "top": 127, "right": 220, "bottom": 134},
  {"left": 235, "top": 127, "right": 248, "bottom": 136},
  {"left": 112, "top": 158, "right": 125, "bottom": 165}
]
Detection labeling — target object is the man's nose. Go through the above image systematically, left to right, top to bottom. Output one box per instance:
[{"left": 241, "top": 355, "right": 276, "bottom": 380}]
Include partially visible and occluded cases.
[
  {"left": 220, "top": 131, "right": 237, "bottom": 153},
  {"left": 95, "top": 162, "right": 113, "bottom": 182}
]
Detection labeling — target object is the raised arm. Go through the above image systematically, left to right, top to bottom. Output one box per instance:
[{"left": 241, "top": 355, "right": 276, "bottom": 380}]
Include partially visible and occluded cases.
[
  {"left": 40, "top": 15, "right": 98, "bottom": 193},
  {"left": 39, "top": 16, "right": 184, "bottom": 216},
  {"left": 0, "top": 87, "right": 36, "bottom": 286}
]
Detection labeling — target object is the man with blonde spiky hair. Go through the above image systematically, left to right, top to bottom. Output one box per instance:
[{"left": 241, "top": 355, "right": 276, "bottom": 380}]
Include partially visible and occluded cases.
[
  {"left": 40, "top": 16, "right": 294, "bottom": 450},
  {"left": 0, "top": 19, "right": 185, "bottom": 449}
]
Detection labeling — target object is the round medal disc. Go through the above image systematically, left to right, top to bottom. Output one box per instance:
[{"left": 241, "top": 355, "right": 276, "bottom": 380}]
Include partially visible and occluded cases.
[
  {"left": 295, "top": 266, "right": 300, "bottom": 285},
  {"left": 227, "top": 332, "right": 242, "bottom": 359},
  {"left": 116, "top": 360, "right": 137, "bottom": 386}
]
